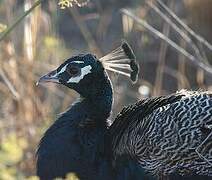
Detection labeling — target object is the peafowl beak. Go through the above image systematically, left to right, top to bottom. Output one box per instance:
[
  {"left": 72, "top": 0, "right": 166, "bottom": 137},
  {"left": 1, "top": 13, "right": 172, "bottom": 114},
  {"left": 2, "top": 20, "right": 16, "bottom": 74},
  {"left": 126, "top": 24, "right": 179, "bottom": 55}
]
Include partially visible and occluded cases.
[{"left": 36, "top": 70, "right": 60, "bottom": 86}]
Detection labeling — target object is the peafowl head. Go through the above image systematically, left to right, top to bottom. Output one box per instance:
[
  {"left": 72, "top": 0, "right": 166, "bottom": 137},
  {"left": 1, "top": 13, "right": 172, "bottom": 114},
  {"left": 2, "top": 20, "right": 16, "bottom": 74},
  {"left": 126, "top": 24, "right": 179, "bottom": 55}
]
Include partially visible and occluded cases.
[{"left": 37, "top": 42, "right": 139, "bottom": 98}]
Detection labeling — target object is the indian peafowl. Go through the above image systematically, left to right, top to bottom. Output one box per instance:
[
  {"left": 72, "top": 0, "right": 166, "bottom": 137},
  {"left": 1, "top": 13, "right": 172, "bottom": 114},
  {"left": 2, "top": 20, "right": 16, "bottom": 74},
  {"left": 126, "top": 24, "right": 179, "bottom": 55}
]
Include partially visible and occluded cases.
[{"left": 37, "top": 42, "right": 212, "bottom": 180}]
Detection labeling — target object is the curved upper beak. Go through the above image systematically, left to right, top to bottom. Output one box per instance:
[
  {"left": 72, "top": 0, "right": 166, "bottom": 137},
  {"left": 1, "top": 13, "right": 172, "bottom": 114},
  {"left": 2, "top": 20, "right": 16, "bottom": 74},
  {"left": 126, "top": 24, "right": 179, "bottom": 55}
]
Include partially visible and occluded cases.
[{"left": 36, "top": 70, "right": 60, "bottom": 86}]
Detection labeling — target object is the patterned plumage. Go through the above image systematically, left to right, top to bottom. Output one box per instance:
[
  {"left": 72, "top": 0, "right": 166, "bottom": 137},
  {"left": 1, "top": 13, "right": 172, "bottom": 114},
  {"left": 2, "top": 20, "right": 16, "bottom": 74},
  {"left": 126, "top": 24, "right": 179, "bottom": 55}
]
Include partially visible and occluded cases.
[{"left": 110, "top": 90, "right": 212, "bottom": 179}]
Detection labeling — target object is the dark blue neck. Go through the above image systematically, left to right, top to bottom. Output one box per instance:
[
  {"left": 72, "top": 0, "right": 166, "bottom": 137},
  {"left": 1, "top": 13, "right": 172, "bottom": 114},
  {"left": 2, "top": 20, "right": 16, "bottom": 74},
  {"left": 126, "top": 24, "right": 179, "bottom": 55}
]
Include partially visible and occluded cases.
[
  {"left": 73, "top": 71, "right": 113, "bottom": 124},
  {"left": 37, "top": 73, "right": 114, "bottom": 180},
  {"left": 79, "top": 76, "right": 113, "bottom": 127}
]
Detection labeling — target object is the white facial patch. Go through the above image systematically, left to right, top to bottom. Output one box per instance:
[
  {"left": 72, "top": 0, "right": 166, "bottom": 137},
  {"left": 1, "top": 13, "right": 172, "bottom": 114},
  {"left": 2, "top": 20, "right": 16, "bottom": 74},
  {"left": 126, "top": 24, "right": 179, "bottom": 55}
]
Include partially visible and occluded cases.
[{"left": 67, "top": 65, "right": 92, "bottom": 83}]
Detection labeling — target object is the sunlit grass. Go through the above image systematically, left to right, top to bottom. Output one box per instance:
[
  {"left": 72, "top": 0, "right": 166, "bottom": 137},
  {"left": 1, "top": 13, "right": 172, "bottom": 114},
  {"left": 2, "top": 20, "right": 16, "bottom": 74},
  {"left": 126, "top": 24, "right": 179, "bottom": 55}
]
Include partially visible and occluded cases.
[{"left": 58, "top": 0, "right": 90, "bottom": 9}]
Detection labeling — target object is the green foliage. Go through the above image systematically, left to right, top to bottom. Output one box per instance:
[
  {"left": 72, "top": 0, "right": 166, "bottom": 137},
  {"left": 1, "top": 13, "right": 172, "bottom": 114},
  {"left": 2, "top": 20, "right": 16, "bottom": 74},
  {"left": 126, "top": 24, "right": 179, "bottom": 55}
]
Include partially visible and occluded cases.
[
  {"left": 0, "top": 134, "right": 26, "bottom": 179},
  {"left": 0, "top": 134, "right": 41, "bottom": 180},
  {"left": 0, "top": 134, "right": 27, "bottom": 165},
  {"left": 65, "top": 173, "right": 80, "bottom": 180},
  {"left": 26, "top": 176, "right": 40, "bottom": 180}
]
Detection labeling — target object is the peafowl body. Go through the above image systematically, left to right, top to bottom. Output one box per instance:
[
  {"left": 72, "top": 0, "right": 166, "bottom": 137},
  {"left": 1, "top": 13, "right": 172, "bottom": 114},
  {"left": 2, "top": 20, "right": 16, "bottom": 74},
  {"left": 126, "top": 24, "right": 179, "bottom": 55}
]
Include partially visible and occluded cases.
[
  {"left": 37, "top": 42, "right": 212, "bottom": 180},
  {"left": 36, "top": 44, "right": 146, "bottom": 180},
  {"left": 37, "top": 55, "right": 114, "bottom": 180},
  {"left": 110, "top": 90, "right": 212, "bottom": 179}
]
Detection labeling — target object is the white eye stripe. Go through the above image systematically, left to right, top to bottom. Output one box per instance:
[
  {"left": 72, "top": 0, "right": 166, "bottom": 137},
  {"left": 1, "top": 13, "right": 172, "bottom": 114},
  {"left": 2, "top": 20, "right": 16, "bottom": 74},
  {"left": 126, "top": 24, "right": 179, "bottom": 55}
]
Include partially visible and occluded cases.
[
  {"left": 57, "top": 61, "right": 84, "bottom": 75},
  {"left": 71, "top": 61, "right": 84, "bottom": 64},
  {"left": 57, "top": 64, "right": 69, "bottom": 75},
  {"left": 67, "top": 65, "right": 92, "bottom": 83}
]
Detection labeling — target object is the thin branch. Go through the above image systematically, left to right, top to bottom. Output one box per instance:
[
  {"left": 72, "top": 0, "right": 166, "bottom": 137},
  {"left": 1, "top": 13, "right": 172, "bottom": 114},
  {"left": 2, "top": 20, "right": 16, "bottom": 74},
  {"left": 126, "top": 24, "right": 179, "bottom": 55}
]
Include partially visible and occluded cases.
[
  {"left": 0, "top": 0, "right": 43, "bottom": 41},
  {"left": 153, "top": 0, "right": 173, "bottom": 96},
  {"left": 156, "top": 0, "right": 212, "bottom": 52},
  {"left": 121, "top": 9, "right": 212, "bottom": 75},
  {"left": 178, "top": 38, "right": 190, "bottom": 89},
  {"left": 197, "top": 42, "right": 210, "bottom": 65},
  {"left": 141, "top": 57, "right": 191, "bottom": 88},
  {"left": 164, "top": 66, "right": 190, "bottom": 89},
  {"left": 0, "top": 68, "right": 20, "bottom": 99}
]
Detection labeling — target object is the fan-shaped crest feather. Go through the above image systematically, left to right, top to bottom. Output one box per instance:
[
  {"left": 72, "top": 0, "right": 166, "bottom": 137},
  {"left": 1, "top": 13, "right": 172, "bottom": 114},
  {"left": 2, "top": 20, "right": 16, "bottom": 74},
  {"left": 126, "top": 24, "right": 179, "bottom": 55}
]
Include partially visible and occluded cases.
[{"left": 100, "top": 41, "right": 139, "bottom": 83}]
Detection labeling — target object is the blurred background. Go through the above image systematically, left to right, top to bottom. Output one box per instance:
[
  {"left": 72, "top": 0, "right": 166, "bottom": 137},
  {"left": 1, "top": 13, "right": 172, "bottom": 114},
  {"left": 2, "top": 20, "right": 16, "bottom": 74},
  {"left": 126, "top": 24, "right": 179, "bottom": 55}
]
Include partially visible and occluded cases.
[{"left": 0, "top": 0, "right": 212, "bottom": 179}]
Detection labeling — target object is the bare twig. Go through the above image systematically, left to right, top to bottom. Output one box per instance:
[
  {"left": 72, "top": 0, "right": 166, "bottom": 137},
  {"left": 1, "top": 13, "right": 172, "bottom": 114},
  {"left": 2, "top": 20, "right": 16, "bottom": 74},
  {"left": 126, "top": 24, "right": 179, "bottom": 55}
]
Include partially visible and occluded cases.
[
  {"left": 153, "top": 0, "right": 174, "bottom": 96},
  {"left": 156, "top": 0, "right": 212, "bottom": 52},
  {"left": 147, "top": 1, "right": 205, "bottom": 64},
  {"left": 121, "top": 9, "right": 212, "bottom": 75},
  {"left": 178, "top": 38, "right": 189, "bottom": 89},
  {"left": 197, "top": 42, "right": 209, "bottom": 65},
  {"left": 141, "top": 59, "right": 190, "bottom": 88},
  {"left": 163, "top": 66, "right": 190, "bottom": 89},
  {"left": 0, "top": 68, "right": 20, "bottom": 99}
]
